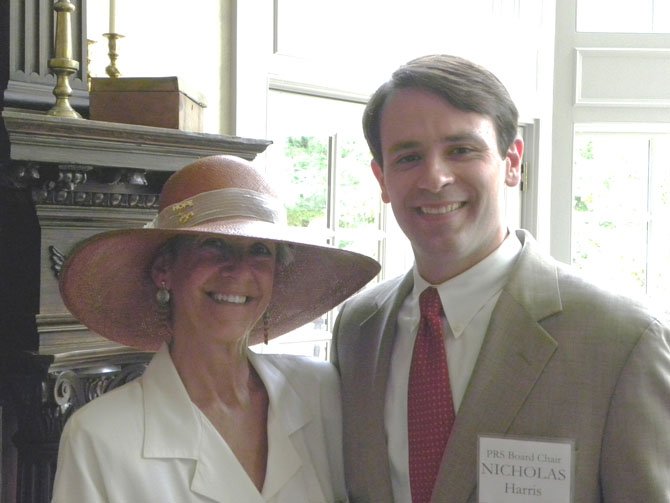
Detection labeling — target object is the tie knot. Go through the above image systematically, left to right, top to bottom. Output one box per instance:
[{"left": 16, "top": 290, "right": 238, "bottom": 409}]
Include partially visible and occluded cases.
[{"left": 419, "top": 287, "right": 443, "bottom": 319}]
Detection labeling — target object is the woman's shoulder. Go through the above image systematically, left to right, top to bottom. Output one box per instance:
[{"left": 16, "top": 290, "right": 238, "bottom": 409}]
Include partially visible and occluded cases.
[
  {"left": 254, "top": 352, "right": 340, "bottom": 396},
  {"left": 255, "top": 353, "right": 342, "bottom": 426},
  {"left": 63, "top": 377, "right": 144, "bottom": 436}
]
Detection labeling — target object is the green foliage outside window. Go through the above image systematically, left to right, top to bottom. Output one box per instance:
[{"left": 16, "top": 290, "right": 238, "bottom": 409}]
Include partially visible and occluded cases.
[
  {"left": 282, "top": 135, "right": 379, "bottom": 242},
  {"left": 284, "top": 136, "right": 328, "bottom": 228}
]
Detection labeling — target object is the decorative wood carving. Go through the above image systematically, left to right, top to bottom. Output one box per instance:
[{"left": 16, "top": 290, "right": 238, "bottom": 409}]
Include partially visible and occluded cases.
[
  {"left": 6, "top": 161, "right": 161, "bottom": 209},
  {"left": 47, "top": 246, "right": 65, "bottom": 279},
  {"left": 3, "top": 353, "right": 151, "bottom": 503}
]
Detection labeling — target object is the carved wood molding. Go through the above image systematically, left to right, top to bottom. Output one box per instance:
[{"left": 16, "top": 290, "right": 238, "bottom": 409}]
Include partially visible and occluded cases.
[
  {"left": 1, "top": 161, "right": 161, "bottom": 208},
  {"left": 2, "top": 352, "right": 151, "bottom": 503},
  {"left": 53, "top": 362, "right": 149, "bottom": 414}
]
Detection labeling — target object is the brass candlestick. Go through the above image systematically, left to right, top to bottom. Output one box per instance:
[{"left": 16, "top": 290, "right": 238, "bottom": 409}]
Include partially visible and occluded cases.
[
  {"left": 47, "top": 0, "right": 82, "bottom": 118},
  {"left": 104, "top": 33, "right": 124, "bottom": 78},
  {"left": 86, "top": 39, "right": 96, "bottom": 90}
]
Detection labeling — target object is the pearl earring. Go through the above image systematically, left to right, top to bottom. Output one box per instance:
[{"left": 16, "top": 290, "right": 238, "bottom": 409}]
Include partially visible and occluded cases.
[{"left": 156, "top": 281, "right": 170, "bottom": 307}]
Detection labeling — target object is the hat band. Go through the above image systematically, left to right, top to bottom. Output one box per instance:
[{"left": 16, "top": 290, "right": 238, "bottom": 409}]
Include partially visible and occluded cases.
[{"left": 145, "top": 188, "right": 287, "bottom": 229}]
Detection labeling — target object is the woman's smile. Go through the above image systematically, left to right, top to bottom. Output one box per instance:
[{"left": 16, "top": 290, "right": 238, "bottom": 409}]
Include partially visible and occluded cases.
[{"left": 208, "top": 292, "right": 248, "bottom": 304}]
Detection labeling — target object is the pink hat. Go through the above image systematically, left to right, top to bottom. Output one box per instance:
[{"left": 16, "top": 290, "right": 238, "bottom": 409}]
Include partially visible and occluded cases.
[{"left": 59, "top": 155, "right": 380, "bottom": 350}]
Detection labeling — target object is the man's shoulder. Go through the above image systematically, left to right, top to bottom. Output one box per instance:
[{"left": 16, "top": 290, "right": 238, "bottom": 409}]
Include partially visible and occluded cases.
[
  {"left": 505, "top": 237, "right": 665, "bottom": 342},
  {"left": 520, "top": 251, "right": 667, "bottom": 341},
  {"left": 333, "top": 274, "right": 409, "bottom": 336},
  {"left": 345, "top": 274, "right": 407, "bottom": 307}
]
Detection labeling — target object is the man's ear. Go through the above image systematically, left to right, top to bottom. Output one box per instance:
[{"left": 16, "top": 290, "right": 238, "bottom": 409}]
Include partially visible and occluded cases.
[
  {"left": 504, "top": 137, "right": 524, "bottom": 187},
  {"left": 371, "top": 159, "right": 390, "bottom": 203}
]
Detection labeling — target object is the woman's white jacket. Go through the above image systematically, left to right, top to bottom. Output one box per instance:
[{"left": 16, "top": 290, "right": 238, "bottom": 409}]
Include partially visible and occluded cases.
[{"left": 51, "top": 344, "right": 347, "bottom": 503}]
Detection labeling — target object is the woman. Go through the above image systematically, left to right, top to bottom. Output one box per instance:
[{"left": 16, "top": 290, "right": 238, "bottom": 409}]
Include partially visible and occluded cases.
[{"left": 51, "top": 155, "right": 380, "bottom": 503}]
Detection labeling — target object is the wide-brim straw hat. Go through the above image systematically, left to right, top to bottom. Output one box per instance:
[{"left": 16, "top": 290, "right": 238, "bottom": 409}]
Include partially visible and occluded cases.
[{"left": 59, "top": 155, "right": 381, "bottom": 351}]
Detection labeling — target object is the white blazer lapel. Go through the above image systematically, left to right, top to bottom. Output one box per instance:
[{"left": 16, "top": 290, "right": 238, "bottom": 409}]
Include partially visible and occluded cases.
[
  {"left": 142, "top": 345, "right": 202, "bottom": 460},
  {"left": 250, "top": 351, "right": 328, "bottom": 502},
  {"left": 190, "top": 428, "right": 265, "bottom": 503}
]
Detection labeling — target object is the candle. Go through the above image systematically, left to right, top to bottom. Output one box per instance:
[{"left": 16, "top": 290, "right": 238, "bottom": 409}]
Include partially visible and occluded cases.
[{"left": 109, "top": 0, "right": 116, "bottom": 33}]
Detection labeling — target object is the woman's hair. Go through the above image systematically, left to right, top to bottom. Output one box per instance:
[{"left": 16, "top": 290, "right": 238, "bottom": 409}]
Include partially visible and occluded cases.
[{"left": 362, "top": 54, "right": 519, "bottom": 166}]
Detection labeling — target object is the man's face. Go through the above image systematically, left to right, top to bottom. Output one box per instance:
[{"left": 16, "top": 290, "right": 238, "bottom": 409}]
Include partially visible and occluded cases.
[{"left": 371, "top": 88, "right": 522, "bottom": 283}]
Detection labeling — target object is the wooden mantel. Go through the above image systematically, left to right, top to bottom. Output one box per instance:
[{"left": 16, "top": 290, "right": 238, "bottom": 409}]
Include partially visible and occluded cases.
[{"left": 2, "top": 109, "right": 270, "bottom": 170}]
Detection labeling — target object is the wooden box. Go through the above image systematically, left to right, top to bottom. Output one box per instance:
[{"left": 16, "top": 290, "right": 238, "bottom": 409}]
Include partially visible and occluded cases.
[{"left": 89, "top": 76, "right": 206, "bottom": 132}]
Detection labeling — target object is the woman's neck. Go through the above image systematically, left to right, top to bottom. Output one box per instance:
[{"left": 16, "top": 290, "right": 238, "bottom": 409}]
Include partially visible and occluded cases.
[
  {"left": 168, "top": 336, "right": 269, "bottom": 491},
  {"left": 170, "top": 336, "right": 256, "bottom": 406}
]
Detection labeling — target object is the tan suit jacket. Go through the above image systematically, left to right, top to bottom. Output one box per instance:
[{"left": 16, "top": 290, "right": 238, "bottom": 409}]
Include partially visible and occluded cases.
[{"left": 331, "top": 229, "right": 670, "bottom": 502}]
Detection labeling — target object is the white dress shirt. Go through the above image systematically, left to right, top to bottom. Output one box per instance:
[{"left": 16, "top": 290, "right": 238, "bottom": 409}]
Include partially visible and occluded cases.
[
  {"left": 385, "top": 232, "right": 522, "bottom": 502},
  {"left": 52, "top": 344, "right": 347, "bottom": 503}
]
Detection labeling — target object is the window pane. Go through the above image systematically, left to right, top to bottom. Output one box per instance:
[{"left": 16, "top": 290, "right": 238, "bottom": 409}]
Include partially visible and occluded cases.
[
  {"left": 572, "top": 130, "right": 670, "bottom": 323},
  {"left": 335, "top": 134, "right": 383, "bottom": 259},
  {"left": 282, "top": 135, "right": 329, "bottom": 231},
  {"left": 648, "top": 138, "right": 670, "bottom": 314}
]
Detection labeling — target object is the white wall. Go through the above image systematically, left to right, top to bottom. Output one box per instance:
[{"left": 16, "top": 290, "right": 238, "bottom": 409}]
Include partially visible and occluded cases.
[{"left": 86, "top": 0, "right": 230, "bottom": 134}]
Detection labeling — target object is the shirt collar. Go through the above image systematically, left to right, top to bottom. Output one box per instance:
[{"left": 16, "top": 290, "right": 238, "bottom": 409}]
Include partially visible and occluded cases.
[{"left": 412, "top": 230, "right": 522, "bottom": 337}]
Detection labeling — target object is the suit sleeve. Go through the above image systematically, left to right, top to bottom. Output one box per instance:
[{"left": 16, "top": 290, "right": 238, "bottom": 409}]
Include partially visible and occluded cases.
[
  {"left": 329, "top": 300, "right": 346, "bottom": 372},
  {"left": 600, "top": 319, "right": 670, "bottom": 502}
]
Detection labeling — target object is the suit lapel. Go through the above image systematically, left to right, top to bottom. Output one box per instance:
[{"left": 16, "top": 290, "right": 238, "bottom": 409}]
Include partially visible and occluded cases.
[
  {"left": 432, "top": 230, "right": 563, "bottom": 502},
  {"left": 354, "top": 272, "right": 414, "bottom": 501},
  {"left": 367, "top": 272, "right": 414, "bottom": 395}
]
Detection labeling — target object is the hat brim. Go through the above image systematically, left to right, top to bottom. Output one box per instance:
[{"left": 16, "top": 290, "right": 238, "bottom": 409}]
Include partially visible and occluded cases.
[{"left": 59, "top": 219, "right": 380, "bottom": 350}]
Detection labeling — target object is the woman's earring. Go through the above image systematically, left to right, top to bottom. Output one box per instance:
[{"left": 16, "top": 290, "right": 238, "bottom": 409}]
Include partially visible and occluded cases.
[
  {"left": 156, "top": 281, "right": 171, "bottom": 307},
  {"left": 263, "top": 311, "right": 270, "bottom": 345}
]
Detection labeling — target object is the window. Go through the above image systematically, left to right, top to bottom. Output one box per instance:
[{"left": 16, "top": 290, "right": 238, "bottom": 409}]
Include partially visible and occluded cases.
[
  {"left": 252, "top": 90, "right": 387, "bottom": 358},
  {"left": 572, "top": 125, "right": 670, "bottom": 322}
]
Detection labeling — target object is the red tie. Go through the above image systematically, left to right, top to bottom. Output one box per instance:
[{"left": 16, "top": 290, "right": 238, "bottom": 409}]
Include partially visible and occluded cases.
[{"left": 408, "top": 287, "right": 455, "bottom": 503}]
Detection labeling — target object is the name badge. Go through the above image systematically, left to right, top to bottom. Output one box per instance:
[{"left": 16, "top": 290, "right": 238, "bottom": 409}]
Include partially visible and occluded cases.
[{"left": 478, "top": 435, "right": 574, "bottom": 502}]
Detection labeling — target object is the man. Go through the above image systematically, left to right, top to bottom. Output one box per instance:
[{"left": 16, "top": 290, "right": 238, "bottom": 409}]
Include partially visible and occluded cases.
[{"left": 331, "top": 54, "right": 670, "bottom": 502}]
